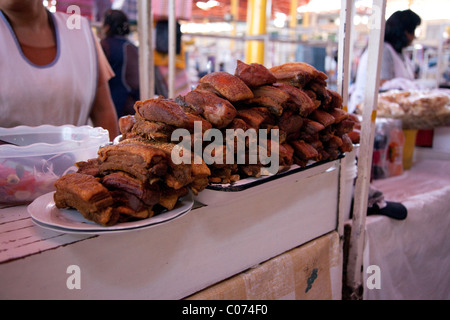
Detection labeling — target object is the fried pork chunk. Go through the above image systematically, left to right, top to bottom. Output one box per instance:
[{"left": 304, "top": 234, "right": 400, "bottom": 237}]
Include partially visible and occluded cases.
[
  {"left": 234, "top": 60, "right": 277, "bottom": 88},
  {"left": 269, "top": 62, "right": 328, "bottom": 88},
  {"left": 200, "top": 71, "right": 254, "bottom": 102},
  {"left": 306, "top": 81, "right": 332, "bottom": 105},
  {"left": 273, "top": 83, "right": 317, "bottom": 116},
  {"left": 243, "top": 85, "right": 290, "bottom": 117},
  {"left": 323, "top": 89, "right": 343, "bottom": 110},
  {"left": 177, "top": 90, "right": 237, "bottom": 129},
  {"left": 134, "top": 96, "right": 211, "bottom": 132},
  {"left": 134, "top": 97, "right": 191, "bottom": 128},
  {"left": 236, "top": 107, "right": 274, "bottom": 129},
  {"left": 327, "top": 108, "right": 349, "bottom": 123},
  {"left": 278, "top": 109, "right": 303, "bottom": 139},
  {"left": 309, "top": 109, "right": 336, "bottom": 127},
  {"left": 130, "top": 114, "right": 177, "bottom": 141},
  {"left": 118, "top": 115, "right": 136, "bottom": 136},
  {"left": 301, "top": 118, "right": 325, "bottom": 136},
  {"left": 97, "top": 140, "right": 168, "bottom": 183},
  {"left": 141, "top": 140, "right": 211, "bottom": 195},
  {"left": 291, "top": 140, "right": 319, "bottom": 162},
  {"left": 76, "top": 158, "right": 102, "bottom": 176},
  {"left": 101, "top": 171, "right": 161, "bottom": 207},
  {"left": 54, "top": 173, "right": 119, "bottom": 226}
]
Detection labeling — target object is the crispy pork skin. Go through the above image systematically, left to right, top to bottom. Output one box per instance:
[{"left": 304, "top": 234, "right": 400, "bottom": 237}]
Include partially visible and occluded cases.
[
  {"left": 234, "top": 60, "right": 277, "bottom": 88},
  {"left": 269, "top": 62, "right": 328, "bottom": 88},
  {"left": 200, "top": 71, "right": 254, "bottom": 102},
  {"left": 273, "top": 83, "right": 317, "bottom": 116},
  {"left": 243, "top": 85, "right": 290, "bottom": 116},
  {"left": 323, "top": 89, "right": 343, "bottom": 110},
  {"left": 180, "top": 90, "right": 237, "bottom": 129},
  {"left": 134, "top": 97, "right": 191, "bottom": 128},
  {"left": 327, "top": 108, "right": 348, "bottom": 123},
  {"left": 309, "top": 109, "right": 336, "bottom": 127},
  {"left": 278, "top": 110, "right": 303, "bottom": 137},
  {"left": 118, "top": 115, "right": 136, "bottom": 135},
  {"left": 302, "top": 118, "right": 326, "bottom": 135},
  {"left": 98, "top": 140, "right": 168, "bottom": 182},
  {"left": 290, "top": 140, "right": 319, "bottom": 162},
  {"left": 75, "top": 158, "right": 102, "bottom": 177},
  {"left": 101, "top": 171, "right": 161, "bottom": 206},
  {"left": 54, "top": 173, "right": 119, "bottom": 226}
]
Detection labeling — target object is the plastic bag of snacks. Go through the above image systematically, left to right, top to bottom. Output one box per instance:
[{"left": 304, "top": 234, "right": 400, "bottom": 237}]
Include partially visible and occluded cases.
[
  {"left": 375, "top": 89, "right": 450, "bottom": 129},
  {"left": 372, "top": 119, "right": 405, "bottom": 180}
]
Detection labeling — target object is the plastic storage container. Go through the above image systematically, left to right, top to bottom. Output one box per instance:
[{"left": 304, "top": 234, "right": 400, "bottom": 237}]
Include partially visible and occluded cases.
[{"left": 0, "top": 125, "right": 109, "bottom": 207}]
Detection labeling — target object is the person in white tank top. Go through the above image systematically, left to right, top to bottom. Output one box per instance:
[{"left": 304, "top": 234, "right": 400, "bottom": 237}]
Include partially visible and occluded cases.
[{"left": 0, "top": 0, "right": 119, "bottom": 140}]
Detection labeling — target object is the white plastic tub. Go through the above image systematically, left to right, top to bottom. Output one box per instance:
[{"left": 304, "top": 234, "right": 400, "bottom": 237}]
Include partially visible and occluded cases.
[{"left": 0, "top": 125, "right": 109, "bottom": 206}]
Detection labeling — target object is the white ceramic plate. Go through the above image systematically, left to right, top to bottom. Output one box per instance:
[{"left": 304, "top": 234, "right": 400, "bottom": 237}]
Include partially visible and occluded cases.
[{"left": 28, "top": 191, "right": 193, "bottom": 234}]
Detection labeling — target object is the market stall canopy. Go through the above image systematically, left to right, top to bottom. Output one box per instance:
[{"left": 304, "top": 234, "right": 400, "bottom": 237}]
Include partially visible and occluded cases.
[
  {"left": 49, "top": 0, "right": 450, "bottom": 24},
  {"left": 191, "top": 0, "right": 309, "bottom": 22}
]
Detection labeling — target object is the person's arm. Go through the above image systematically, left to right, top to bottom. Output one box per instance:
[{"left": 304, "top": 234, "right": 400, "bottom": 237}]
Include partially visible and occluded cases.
[
  {"left": 90, "top": 38, "right": 119, "bottom": 140},
  {"left": 90, "top": 81, "right": 119, "bottom": 141}
]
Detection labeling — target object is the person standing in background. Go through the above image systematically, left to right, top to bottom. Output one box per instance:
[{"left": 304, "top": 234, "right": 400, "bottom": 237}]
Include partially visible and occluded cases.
[
  {"left": 0, "top": 0, "right": 119, "bottom": 141},
  {"left": 100, "top": 9, "right": 140, "bottom": 117},
  {"left": 349, "top": 9, "right": 422, "bottom": 113},
  {"left": 154, "top": 19, "right": 191, "bottom": 98}
]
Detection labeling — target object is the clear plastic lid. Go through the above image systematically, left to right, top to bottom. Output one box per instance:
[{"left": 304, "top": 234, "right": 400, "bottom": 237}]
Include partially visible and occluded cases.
[{"left": 0, "top": 125, "right": 110, "bottom": 158}]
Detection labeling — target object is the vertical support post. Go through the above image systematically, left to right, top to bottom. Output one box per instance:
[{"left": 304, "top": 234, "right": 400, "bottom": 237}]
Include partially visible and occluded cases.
[
  {"left": 137, "top": 0, "right": 154, "bottom": 100},
  {"left": 168, "top": 0, "right": 176, "bottom": 99},
  {"left": 230, "top": 0, "right": 239, "bottom": 51},
  {"left": 245, "top": 0, "right": 267, "bottom": 64},
  {"left": 264, "top": 0, "right": 272, "bottom": 67},
  {"left": 288, "top": 0, "right": 298, "bottom": 65},
  {"left": 289, "top": 0, "right": 297, "bottom": 29},
  {"left": 335, "top": 0, "right": 354, "bottom": 302},
  {"left": 336, "top": 0, "right": 353, "bottom": 111},
  {"left": 336, "top": 0, "right": 353, "bottom": 232},
  {"left": 345, "top": 0, "right": 386, "bottom": 300},
  {"left": 301, "top": 11, "right": 310, "bottom": 41},
  {"left": 436, "top": 24, "right": 448, "bottom": 85}
]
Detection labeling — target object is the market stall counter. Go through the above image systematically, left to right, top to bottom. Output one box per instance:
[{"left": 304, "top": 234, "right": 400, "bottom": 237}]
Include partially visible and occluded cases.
[
  {"left": 1, "top": 60, "right": 355, "bottom": 299},
  {"left": 0, "top": 159, "right": 342, "bottom": 300}
]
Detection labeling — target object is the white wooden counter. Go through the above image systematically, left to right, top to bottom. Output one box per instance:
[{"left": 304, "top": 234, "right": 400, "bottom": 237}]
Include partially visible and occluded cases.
[{"left": 0, "top": 160, "right": 341, "bottom": 300}]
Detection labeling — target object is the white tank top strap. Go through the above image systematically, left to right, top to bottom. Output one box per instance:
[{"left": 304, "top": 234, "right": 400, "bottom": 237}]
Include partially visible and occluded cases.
[{"left": 0, "top": 11, "right": 98, "bottom": 127}]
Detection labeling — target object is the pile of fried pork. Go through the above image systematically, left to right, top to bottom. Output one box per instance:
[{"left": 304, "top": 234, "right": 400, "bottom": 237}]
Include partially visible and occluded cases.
[{"left": 53, "top": 61, "right": 356, "bottom": 226}]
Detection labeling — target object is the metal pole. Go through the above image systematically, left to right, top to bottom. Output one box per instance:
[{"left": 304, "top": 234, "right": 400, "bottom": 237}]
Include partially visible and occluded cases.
[
  {"left": 137, "top": 0, "right": 154, "bottom": 100},
  {"left": 168, "top": 0, "right": 176, "bottom": 99},
  {"left": 245, "top": 0, "right": 267, "bottom": 64},
  {"left": 345, "top": 0, "right": 387, "bottom": 300}
]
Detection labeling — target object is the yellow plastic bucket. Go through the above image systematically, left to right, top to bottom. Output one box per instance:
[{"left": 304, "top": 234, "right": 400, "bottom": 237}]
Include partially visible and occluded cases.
[{"left": 402, "top": 129, "right": 418, "bottom": 170}]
